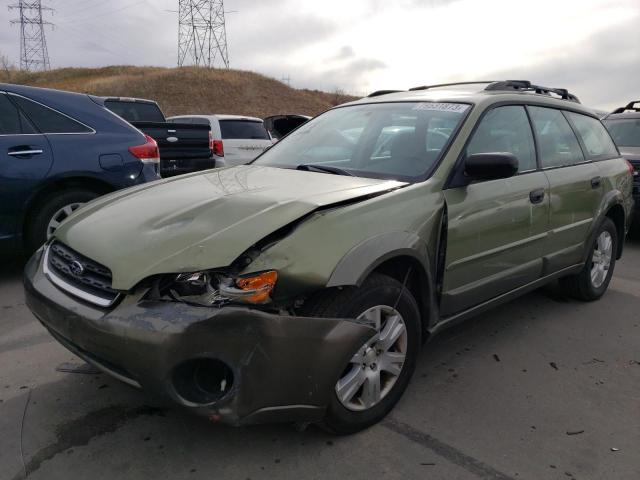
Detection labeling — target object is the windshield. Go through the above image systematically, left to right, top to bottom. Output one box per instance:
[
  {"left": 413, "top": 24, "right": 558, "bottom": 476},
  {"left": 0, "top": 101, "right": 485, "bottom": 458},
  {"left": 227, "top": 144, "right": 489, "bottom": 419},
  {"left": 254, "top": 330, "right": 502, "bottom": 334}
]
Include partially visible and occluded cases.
[
  {"left": 252, "top": 102, "right": 470, "bottom": 181},
  {"left": 603, "top": 118, "right": 640, "bottom": 147}
]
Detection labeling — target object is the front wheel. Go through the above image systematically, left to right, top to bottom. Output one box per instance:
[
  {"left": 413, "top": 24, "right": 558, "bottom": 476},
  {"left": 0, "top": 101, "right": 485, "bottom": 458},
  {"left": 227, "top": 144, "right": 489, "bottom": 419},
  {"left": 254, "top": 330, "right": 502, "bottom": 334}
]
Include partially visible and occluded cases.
[
  {"left": 26, "top": 189, "right": 99, "bottom": 252},
  {"left": 559, "top": 217, "right": 618, "bottom": 301},
  {"left": 301, "top": 273, "right": 421, "bottom": 434}
]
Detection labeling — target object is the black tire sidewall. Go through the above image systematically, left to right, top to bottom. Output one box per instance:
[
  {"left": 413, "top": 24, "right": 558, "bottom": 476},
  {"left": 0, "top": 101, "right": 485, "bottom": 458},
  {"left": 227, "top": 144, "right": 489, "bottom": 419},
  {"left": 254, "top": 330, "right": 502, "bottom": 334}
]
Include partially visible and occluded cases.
[
  {"left": 27, "top": 189, "right": 99, "bottom": 252},
  {"left": 322, "top": 276, "right": 421, "bottom": 434}
]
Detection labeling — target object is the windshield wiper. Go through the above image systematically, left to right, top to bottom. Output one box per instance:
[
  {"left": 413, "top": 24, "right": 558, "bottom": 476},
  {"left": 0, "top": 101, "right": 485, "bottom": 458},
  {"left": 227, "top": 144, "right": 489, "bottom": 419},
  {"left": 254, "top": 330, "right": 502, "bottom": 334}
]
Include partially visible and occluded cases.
[{"left": 296, "top": 164, "right": 354, "bottom": 176}]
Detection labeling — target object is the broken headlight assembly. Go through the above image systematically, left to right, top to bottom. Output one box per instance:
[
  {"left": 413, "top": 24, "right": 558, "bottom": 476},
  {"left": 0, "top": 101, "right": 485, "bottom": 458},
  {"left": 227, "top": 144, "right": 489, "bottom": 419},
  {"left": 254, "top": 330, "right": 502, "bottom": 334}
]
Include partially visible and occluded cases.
[{"left": 163, "top": 270, "right": 278, "bottom": 306}]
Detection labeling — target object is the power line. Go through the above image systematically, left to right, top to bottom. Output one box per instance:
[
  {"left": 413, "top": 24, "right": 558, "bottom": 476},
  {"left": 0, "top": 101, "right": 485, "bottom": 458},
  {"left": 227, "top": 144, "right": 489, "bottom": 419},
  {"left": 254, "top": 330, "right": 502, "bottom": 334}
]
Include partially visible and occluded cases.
[
  {"left": 9, "top": 0, "right": 54, "bottom": 71},
  {"left": 178, "top": 0, "right": 229, "bottom": 69}
]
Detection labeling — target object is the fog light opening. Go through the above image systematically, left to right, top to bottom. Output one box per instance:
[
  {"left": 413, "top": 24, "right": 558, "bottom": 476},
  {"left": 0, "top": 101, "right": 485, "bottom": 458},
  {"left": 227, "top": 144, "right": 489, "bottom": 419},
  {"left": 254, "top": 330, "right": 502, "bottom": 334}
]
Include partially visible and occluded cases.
[{"left": 172, "top": 358, "right": 234, "bottom": 405}]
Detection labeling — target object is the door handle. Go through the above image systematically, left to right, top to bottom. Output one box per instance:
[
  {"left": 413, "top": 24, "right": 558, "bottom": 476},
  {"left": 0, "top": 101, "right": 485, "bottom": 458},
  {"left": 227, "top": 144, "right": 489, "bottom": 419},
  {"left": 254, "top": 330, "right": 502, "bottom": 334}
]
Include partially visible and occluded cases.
[
  {"left": 7, "top": 148, "right": 44, "bottom": 157},
  {"left": 591, "top": 176, "right": 602, "bottom": 188},
  {"left": 529, "top": 188, "right": 545, "bottom": 204}
]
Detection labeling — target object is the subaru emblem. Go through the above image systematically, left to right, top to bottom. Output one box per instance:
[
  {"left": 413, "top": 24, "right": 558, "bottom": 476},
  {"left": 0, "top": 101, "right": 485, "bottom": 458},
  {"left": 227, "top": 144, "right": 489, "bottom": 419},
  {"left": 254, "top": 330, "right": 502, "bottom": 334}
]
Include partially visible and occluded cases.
[{"left": 69, "top": 260, "right": 85, "bottom": 276}]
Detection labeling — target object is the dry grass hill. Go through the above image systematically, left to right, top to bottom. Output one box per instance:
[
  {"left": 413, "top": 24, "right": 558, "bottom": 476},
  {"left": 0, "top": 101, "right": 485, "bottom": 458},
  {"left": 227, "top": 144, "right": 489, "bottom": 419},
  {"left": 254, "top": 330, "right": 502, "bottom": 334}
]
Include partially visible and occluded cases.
[{"left": 0, "top": 66, "right": 358, "bottom": 118}]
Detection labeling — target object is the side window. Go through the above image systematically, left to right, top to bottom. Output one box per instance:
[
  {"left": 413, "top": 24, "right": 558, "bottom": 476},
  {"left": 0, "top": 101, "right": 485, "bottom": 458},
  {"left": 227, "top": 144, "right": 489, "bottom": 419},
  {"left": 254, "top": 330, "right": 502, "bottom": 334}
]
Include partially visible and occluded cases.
[
  {"left": 0, "top": 94, "right": 35, "bottom": 134},
  {"left": 11, "top": 95, "right": 92, "bottom": 134},
  {"left": 466, "top": 106, "right": 537, "bottom": 172},
  {"left": 528, "top": 106, "right": 584, "bottom": 168},
  {"left": 565, "top": 112, "right": 618, "bottom": 159}
]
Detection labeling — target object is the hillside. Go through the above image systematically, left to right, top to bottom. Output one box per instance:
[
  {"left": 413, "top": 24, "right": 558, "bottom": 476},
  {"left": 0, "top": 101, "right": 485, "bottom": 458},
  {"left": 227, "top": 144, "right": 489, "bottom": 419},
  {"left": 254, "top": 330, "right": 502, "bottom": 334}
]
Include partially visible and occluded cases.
[{"left": 0, "top": 66, "right": 358, "bottom": 118}]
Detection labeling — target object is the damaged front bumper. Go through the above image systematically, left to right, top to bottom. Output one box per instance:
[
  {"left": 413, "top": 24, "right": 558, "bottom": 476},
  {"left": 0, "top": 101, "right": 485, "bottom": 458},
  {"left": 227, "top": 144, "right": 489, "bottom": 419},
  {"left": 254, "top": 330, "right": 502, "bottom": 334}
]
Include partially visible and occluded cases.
[{"left": 23, "top": 250, "right": 375, "bottom": 426}]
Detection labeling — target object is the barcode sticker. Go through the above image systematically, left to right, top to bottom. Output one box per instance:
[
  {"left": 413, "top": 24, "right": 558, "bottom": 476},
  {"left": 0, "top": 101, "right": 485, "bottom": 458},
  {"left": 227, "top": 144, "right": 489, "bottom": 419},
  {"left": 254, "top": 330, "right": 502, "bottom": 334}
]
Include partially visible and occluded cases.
[{"left": 412, "top": 103, "right": 470, "bottom": 113}]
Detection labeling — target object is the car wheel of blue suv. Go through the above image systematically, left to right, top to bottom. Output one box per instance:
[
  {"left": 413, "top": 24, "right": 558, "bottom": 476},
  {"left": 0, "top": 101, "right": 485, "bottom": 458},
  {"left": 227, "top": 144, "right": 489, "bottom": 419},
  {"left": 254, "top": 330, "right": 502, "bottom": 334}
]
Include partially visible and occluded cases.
[{"left": 26, "top": 189, "right": 99, "bottom": 253}]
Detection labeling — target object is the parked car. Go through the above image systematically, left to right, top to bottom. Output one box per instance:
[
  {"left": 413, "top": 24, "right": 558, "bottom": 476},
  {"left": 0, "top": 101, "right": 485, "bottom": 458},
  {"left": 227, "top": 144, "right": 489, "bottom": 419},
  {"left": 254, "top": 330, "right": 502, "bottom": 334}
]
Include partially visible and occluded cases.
[
  {"left": 25, "top": 80, "right": 634, "bottom": 434},
  {"left": 0, "top": 83, "right": 160, "bottom": 254},
  {"left": 98, "top": 97, "right": 213, "bottom": 177},
  {"left": 602, "top": 101, "right": 640, "bottom": 231},
  {"left": 167, "top": 114, "right": 272, "bottom": 167},
  {"left": 264, "top": 114, "right": 311, "bottom": 140}
]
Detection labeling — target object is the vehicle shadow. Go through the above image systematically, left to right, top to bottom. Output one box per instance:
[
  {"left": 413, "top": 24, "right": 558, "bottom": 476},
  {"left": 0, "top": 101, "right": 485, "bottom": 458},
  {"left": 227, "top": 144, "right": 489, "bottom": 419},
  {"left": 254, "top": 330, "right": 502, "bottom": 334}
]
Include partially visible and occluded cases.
[{"left": 0, "top": 254, "right": 27, "bottom": 286}]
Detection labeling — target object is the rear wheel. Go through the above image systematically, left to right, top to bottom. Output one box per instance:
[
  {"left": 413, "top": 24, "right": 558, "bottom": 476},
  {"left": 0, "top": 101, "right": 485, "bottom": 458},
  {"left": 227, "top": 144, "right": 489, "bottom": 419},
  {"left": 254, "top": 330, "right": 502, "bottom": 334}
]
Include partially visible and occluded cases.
[
  {"left": 26, "top": 189, "right": 99, "bottom": 252},
  {"left": 559, "top": 217, "right": 617, "bottom": 301},
  {"left": 301, "top": 273, "right": 421, "bottom": 434}
]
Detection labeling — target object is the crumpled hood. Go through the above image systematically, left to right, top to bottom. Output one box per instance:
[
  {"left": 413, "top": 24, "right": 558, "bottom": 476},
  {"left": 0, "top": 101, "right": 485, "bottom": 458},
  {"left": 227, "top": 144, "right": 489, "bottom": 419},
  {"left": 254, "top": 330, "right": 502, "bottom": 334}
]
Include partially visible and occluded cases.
[{"left": 55, "top": 165, "right": 406, "bottom": 289}]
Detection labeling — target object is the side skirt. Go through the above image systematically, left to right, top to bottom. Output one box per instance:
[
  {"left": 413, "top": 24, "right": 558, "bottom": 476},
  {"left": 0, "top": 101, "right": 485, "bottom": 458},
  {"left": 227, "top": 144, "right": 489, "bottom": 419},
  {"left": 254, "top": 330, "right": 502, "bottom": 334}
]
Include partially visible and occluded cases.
[{"left": 428, "top": 263, "right": 583, "bottom": 337}]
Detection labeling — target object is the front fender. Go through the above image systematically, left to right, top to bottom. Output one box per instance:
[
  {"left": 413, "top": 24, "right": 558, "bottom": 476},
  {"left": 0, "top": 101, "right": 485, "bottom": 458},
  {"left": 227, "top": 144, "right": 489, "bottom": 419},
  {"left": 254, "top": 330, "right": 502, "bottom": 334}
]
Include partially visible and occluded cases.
[{"left": 327, "top": 231, "right": 431, "bottom": 287}]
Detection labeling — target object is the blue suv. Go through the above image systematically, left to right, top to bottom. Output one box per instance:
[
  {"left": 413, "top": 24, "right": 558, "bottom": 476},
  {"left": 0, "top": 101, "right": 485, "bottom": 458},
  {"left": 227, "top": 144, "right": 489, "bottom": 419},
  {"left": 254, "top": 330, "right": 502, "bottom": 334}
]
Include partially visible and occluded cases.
[{"left": 0, "top": 84, "right": 160, "bottom": 254}]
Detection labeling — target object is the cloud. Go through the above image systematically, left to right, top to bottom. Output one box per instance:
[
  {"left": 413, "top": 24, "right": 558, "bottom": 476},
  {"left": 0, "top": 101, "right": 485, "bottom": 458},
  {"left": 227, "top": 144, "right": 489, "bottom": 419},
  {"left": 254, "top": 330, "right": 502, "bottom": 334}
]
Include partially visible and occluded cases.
[
  {"left": 0, "top": 0, "right": 638, "bottom": 104},
  {"left": 483, "top": 19, "right": 640, "bottom": 110},
  {"left": 334, "top": 46, "right": 355, "bottom": 60}
]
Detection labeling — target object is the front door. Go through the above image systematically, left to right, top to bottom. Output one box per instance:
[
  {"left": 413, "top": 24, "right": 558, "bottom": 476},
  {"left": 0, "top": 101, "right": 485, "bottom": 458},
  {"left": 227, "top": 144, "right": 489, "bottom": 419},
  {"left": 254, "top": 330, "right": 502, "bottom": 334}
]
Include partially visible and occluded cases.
[
  {"left": 0, "top": 92, "right": 53, "bottom": 248},
  {"left": 441, "top": 105, "right": 549, "bottom": 316}
]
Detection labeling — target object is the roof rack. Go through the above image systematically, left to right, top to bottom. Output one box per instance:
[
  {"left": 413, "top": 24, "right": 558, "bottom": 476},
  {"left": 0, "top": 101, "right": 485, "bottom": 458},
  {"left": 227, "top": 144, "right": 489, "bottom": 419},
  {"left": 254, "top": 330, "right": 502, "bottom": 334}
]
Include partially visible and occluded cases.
[
  {"left": 369, "top": 80, "right": 581, "bottom": 103},
  {"left": 484, "top": 80, "right": 581, "bottom": 103},
  {"left": 409, "top": 81, "right": 496, "bottom": 91},
  {"left": 367, "top": 89, "right": 403, "bottom": 98},
  {"left": 611, "top": 101, "right": 640, "bottom": 114}
]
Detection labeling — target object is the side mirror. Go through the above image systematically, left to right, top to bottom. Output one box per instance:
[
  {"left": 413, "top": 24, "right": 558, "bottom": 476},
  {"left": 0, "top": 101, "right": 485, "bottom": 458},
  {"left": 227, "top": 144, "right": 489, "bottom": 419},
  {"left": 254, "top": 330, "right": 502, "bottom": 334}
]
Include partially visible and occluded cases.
[{"left": 464, "top": 152, "right": 519, "bottom": 181}]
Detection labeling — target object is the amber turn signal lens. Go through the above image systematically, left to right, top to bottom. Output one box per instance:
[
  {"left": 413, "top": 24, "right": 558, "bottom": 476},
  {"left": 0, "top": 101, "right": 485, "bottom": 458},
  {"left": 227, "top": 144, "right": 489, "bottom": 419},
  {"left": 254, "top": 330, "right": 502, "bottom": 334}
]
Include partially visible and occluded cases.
[{"left": 235, "top": 271, "right": 278, "bottom": 303}]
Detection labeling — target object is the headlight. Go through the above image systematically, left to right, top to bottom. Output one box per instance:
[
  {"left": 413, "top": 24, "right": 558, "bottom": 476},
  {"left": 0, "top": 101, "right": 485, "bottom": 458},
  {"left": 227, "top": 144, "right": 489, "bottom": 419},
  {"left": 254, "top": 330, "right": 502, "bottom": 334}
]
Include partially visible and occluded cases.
[{"left": 168, "top": 270, "right": 278, "bottom": 306}]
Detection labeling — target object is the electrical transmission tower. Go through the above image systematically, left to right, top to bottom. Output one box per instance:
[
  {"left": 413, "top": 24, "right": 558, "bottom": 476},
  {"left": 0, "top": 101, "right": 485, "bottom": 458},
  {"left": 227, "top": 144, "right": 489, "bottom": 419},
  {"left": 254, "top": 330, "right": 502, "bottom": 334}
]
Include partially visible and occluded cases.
[
  {"left": 9, "top": 0, "right": 53, "bottom": 71},
  {"left": 178, "top": 0, "right": 229, "bottom": 69}
]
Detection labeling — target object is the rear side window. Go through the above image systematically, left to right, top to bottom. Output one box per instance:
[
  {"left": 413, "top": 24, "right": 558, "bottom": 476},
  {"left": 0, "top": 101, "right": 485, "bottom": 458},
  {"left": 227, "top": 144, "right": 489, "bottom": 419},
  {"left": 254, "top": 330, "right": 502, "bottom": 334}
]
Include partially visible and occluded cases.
[
  {"left": 0, "top": 94, "right": 36, "bottom": 134},
  {"left": 12, "top": 95, "right": 92, "bottom": 134},
  {"left": 104, "top": 100, "right": 165, "bottom": 123},
  {"left": 466, "top": 106, "right": 537, "bottom": 172},
  {"left": 528, "top": 106, "right": 584, "bottom": 168},
  {"left": 566, "top": 112, "right": 618, "bottom": 159},
  {"left": 604, "top": 118, "right": 640, "bottom": 147},
  {"left": 220, "top": 120, "right": 270, "bottom": 140}
]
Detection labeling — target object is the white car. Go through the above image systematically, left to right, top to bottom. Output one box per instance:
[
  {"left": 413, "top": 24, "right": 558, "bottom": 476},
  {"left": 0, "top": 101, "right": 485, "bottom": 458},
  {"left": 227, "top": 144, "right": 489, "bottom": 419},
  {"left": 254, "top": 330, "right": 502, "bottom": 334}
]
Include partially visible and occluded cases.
[{"left": 167, "top": 114, "right": 273, "bottom": 167}]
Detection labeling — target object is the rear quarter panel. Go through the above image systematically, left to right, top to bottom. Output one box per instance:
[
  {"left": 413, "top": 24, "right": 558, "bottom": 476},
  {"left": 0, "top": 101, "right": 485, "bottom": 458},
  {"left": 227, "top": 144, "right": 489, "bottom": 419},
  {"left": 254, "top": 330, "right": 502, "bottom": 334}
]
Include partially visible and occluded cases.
[{"left": 596, "top": 157, "right": 635, "bottom": 231}]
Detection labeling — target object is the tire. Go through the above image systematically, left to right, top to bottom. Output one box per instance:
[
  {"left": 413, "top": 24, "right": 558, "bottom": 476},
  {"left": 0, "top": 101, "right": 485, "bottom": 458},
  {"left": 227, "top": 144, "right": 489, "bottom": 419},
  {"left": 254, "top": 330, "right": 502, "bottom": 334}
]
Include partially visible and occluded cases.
[
  {"left": 26, "top": 189, "right": 99, "bottom": 252},
  {"left": 559, "top": 217, "right": 617, "bottom": 301},
  {"left": 301, "top": 273, "right": 421, "bottom": 434}
]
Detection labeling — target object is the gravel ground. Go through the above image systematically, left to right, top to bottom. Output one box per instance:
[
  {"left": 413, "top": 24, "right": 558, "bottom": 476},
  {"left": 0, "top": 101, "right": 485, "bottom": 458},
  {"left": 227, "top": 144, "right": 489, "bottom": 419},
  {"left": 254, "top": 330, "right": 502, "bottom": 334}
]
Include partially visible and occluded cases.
[{"left": 1, "top": 238, "right": 639, "bottom": 480}]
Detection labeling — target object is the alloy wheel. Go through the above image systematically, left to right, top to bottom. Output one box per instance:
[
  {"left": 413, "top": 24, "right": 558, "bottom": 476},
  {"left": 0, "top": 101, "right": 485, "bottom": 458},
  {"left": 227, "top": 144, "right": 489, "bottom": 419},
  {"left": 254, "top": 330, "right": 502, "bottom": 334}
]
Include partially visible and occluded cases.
[
  {"left": 46, "top": 202, "right": 84, "bottom": 239},
  {"left": 590, "top": 230, "right": 613, "bottom": 288},
  {"left": 335, "top": 305, "right": 408, "bottom": 411}
]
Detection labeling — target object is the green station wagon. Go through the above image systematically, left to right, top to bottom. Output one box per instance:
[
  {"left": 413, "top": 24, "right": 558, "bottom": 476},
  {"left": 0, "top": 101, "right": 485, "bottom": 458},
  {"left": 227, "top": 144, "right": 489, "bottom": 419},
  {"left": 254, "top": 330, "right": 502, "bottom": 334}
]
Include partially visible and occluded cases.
[{"left": 24, "top": 81, "right": 634, "bottom": 434}]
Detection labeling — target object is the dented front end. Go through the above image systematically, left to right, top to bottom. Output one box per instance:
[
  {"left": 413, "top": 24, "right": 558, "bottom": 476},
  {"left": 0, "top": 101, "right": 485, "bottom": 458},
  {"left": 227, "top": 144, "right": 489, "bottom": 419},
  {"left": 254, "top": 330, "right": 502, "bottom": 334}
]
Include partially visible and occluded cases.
[{"left": 24, "top": 248, "right": 375, "bottom": 425}]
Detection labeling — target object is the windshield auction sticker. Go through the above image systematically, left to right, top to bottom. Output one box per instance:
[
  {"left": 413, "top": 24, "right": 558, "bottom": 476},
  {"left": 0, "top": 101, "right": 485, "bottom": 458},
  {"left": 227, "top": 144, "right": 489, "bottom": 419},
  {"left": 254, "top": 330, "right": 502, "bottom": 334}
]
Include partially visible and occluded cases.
[{"left": 412, "top": 103, "right": 470, "bottom": 113}]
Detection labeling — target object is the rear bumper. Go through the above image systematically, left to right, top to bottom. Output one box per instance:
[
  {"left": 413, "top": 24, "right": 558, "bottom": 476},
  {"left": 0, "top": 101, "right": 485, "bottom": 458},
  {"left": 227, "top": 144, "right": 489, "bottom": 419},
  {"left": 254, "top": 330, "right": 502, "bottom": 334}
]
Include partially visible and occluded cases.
[{"left": 23, "top": 250, "right": 374, "bottom": 425}]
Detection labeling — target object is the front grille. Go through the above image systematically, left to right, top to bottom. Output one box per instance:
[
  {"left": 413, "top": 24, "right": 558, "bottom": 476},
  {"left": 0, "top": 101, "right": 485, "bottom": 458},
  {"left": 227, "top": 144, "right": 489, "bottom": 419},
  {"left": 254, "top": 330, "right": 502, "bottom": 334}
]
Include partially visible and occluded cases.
[{"left": 45, "top": 241, "right": 120, "bottom": 307}]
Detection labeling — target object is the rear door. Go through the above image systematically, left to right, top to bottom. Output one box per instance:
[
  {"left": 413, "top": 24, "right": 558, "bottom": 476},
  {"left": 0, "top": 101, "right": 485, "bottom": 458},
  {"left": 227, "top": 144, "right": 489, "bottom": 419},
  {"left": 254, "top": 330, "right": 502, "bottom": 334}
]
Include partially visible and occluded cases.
[
  {"left": 0, "top": 92, "right": 53, "bottom": 247},
  {"left": 441, "top": 105, "right": 550, "bottom": 315},
  {"left": 528, "top": 106, "right": 605, "bottom": 271},
  {"left": 219, "top": 119, "right": 272, "bottom": 166}
]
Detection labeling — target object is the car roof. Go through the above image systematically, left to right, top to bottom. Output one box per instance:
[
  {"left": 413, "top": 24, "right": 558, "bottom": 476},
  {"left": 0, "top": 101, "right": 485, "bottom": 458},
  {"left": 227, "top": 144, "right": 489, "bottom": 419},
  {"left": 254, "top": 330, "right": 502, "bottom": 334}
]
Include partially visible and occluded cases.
[
  {"left": 342, "top": 81, "right": 597, "bottom": 116},
  {"left": 169, "top": 114, "right": 264, "bottom": 122}
]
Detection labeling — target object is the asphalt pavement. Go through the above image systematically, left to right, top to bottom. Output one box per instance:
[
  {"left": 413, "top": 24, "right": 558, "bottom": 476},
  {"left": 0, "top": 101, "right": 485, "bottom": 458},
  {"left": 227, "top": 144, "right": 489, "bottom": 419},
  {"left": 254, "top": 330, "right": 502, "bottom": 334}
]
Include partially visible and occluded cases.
[{"left": 1, "top": 239, "right": 639, "bottom": 480}]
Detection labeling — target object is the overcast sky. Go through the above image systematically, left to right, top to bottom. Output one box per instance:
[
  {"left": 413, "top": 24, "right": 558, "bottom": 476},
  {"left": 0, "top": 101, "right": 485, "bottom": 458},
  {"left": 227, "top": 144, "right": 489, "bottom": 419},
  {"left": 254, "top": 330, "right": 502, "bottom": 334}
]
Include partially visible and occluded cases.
[{"left": 1, "top": 0, "right": 638, "bottom": 109}]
